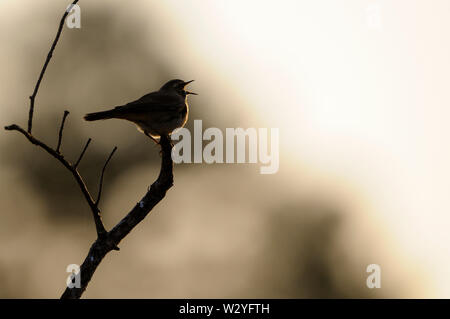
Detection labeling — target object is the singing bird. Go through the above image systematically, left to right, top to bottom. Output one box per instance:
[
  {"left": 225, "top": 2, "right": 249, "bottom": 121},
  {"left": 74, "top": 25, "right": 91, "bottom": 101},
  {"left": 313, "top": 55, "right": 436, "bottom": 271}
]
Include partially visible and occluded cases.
[{"left": 84, "top": 79, "right": 197, "bottom": 142}]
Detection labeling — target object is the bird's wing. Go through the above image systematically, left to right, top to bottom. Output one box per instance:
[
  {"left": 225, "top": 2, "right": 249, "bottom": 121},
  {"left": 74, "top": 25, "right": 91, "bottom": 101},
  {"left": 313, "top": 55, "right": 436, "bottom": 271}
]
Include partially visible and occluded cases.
[{"left": 113, "top": 91, "right": 183, "bottom": 115}]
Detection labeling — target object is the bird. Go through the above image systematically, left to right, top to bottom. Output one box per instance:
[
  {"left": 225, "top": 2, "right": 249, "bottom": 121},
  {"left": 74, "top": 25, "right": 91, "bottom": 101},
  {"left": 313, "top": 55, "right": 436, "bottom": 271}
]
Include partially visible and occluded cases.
[{"left": 84, "top": 79, "right": 197, "bottom": 143}]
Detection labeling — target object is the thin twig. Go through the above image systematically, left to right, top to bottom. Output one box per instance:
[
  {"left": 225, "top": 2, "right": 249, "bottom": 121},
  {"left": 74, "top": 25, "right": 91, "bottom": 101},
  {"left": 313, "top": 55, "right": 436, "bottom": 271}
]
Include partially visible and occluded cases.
[
  {"left": 28, "top": 0, "right": 80, "bottom": 133},
  {"left": 56, "top": 110, "right": 70, "bottom": 153},
  {"left": 4, "top": 124, "right": 106, "bottom": 236},
  {"left": 74, "top": 138, "right": 91, "bottom": 169},
  {"left": 96, "top": 146, "right": 118, "bottom": 205}
]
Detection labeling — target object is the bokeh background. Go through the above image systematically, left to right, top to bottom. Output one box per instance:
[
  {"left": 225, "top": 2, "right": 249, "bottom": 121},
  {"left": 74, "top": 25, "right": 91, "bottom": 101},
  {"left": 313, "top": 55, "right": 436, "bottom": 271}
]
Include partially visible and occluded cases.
[{"left": 1, "top": 0, "right": 449, "bottom": 298}]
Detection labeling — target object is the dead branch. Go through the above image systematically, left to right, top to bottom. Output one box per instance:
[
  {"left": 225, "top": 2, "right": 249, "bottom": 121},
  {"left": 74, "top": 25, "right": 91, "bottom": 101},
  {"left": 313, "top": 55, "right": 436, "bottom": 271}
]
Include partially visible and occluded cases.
[
  {"left": 4, "top": 0, "right": 175, "bottom": 299},
  {"left": 28, "top": 0, "right": 80, "bottom": 134},
  {"left": 60, "top": 135, "right": 173, "bottom": 299}
]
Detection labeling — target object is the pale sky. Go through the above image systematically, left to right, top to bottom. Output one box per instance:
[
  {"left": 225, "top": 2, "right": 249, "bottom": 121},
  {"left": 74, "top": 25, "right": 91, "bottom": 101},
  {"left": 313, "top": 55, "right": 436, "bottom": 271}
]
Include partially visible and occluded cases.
[{"left": 154, "top": 0, "right": 450, "bottom": 297}]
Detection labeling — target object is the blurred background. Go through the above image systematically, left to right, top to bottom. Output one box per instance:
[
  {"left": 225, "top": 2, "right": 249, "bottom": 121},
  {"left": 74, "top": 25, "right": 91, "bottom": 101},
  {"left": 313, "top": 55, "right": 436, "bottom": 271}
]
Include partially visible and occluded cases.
[{"left": 0, "top": 0, "right": 449, "bottom": 298}]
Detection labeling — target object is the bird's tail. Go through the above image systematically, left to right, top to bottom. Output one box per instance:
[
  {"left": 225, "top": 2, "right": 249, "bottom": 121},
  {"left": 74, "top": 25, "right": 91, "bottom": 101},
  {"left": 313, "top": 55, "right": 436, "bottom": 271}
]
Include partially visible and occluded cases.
[{"left": 84, "top": 110, "right": 117, "bottom": 121}]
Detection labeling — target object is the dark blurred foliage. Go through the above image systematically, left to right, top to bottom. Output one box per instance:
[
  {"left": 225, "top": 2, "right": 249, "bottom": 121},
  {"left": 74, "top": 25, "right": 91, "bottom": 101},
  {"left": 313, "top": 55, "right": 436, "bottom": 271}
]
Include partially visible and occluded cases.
[{"left": 257, "top": 202, "right": 378, "bottom": 298}]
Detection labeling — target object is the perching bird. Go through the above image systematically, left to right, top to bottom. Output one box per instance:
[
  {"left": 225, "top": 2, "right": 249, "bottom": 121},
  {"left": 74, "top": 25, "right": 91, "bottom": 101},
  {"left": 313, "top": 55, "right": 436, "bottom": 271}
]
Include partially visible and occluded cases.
[{"left": 84, "top": 79, "right": 197, "bottom": 142}]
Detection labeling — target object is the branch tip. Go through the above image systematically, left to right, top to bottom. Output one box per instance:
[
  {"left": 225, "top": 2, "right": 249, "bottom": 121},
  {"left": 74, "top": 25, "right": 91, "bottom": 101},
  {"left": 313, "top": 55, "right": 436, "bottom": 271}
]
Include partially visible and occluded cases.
[
  {"left": 56, "top": 110, "right": 70, "bottom": 153},
  {"left": 74, "top": 138, "right": 92, "bottom": 168},
  {"left": 95, "top": 146, "right": 118, "bottom": 205}
]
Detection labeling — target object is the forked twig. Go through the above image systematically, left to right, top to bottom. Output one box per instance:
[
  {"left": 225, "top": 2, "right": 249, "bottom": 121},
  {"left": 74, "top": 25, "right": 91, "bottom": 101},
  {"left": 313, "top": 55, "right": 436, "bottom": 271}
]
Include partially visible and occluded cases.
[
  {"left": 4, "top": 124, "right": 108, "bottom": 236},
  {"left": 61, "top": 135, "right": 174, "bottom": 299}
]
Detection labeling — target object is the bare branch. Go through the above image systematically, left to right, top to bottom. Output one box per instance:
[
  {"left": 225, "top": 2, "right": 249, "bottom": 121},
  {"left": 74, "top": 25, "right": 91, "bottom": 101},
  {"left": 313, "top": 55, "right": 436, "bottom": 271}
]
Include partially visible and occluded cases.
[
  {"left": 6, "top": 0, "right": 178, "bottom": 299},
  {"left": 28, "top": 0, "right": 80, "bottom": 133},
  {"left": 56, "top": 110, "right": 70, "bottom": 153},
  {"left": 61, "top": 135, "right": 174, "bottom": 299},
  {"left": 74, "top": 138, "right": 92, "bottom": 169},
  {"left": 96, "top": 146, "right": 118, "bottom": 205}
]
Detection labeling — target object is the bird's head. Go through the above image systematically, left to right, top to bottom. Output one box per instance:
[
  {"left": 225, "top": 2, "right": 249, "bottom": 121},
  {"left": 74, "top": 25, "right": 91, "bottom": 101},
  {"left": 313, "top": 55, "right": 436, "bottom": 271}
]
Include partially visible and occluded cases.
[{"left": 160, "top": 79, "right": 197, "bottom": 97}]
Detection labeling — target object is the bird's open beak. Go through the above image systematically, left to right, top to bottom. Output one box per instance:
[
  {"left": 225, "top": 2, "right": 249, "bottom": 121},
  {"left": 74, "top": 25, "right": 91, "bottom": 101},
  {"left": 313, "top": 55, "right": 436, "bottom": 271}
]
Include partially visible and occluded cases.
[{"left": 184, "top": 80, "right": 197, "bottom": 95}]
